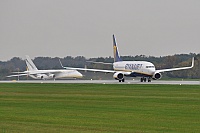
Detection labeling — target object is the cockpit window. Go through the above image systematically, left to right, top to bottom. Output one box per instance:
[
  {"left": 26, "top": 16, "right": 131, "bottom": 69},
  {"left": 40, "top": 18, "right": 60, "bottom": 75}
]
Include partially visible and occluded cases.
[{"left": 146, "top": 66, "right": 155, "bottom": 68}]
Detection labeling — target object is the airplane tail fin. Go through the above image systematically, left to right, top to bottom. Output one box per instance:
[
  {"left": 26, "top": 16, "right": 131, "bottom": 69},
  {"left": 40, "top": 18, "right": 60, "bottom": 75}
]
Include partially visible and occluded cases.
[
  {"left": 113, "top": 34, "right": 122, "bottom": 62},
  {"left": 25, "top": 55, "right": 38, "bottom": 71}
]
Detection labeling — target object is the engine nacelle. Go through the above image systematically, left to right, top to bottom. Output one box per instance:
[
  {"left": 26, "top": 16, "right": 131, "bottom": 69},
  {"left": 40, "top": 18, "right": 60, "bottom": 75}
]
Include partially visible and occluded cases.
[
  {"left": 113, "top": 72, "right": 124, "bottom": 80},
  {"left": 152, "top": 72, "right": 162, "bottom": 80},
  {"left": 36, "top": 74, "right": 44, "bottom": 79},
  {"left": 49, "top": 74, "right": 55, "bottom": 79}
]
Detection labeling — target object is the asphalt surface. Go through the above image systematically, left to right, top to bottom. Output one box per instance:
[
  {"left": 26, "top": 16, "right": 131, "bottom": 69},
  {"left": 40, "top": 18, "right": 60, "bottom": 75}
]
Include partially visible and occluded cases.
[{"left": 0, "top": 80, "right": 200, "bottom": 85}]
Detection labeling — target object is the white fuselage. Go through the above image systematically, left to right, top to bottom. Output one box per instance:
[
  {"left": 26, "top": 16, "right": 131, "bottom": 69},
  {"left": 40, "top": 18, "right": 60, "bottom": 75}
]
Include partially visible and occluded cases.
[
  {"left": 60, "top": 34, "right": 194, "bottom": 82},
  {"left": 113, "top": 61, "right": 156, "bottom": 77},
  {"left": 28, "top": 70, "right": 83, "bottom": 80}
]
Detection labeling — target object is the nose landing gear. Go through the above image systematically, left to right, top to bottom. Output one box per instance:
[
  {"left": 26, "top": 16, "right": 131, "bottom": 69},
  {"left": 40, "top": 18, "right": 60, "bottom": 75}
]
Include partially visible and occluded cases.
[{"left": 119, "top": 78, "right": 125, "bottom": 82}]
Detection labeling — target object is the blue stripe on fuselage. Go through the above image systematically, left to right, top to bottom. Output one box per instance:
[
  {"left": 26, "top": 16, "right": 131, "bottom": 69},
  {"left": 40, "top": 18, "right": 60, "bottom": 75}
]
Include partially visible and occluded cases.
[{"left": 128, "top": 72, "right": 152, "bottom": 77}]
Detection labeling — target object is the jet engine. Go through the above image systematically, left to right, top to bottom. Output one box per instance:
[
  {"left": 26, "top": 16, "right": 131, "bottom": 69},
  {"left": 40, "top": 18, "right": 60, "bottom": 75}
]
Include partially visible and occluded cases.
[
  {"left": 113, "top": 72, "right": 124, "bottom": 80},
  {"left": 152, "top": 72, "right": 162, "bottom": 80},
  {"left": 36, "top": 74, "right": 44, "bottom": 79},
  {"left": 49, "top": 74, "right": 55, "bottom": 79}
]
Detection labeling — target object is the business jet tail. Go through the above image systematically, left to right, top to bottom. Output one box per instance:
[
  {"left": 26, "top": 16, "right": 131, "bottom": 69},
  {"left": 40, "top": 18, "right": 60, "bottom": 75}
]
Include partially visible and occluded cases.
[{"left": 113, "top": 34, "right": 122, "bottom": 62}]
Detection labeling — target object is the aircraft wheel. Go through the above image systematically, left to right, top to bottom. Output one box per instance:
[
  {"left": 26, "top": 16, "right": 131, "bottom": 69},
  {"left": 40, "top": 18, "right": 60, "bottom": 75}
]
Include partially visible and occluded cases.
[
  {"left": 140, "top": 78, "right": 143, "bottom": 82},
  {"left": 144, "top": 78, "right": 147, "bottom": 82},
  {"left": 122, "top": 79, "right": 125, "bottom": 82}
]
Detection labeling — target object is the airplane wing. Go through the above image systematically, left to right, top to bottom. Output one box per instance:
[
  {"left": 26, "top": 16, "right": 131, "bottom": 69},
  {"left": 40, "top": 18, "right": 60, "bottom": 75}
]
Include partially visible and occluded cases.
[
  {"left": 155, "top": 57, "right": 194, "bottom": 73},
  {"left": 59, "top": 59, "right": 115, "bottom": 73},
  {"left": 86, "top": 61, "right": 113, "bottom": 65},
  {"left": 63, "top": 67, "right": 116, "bottom": 73},
  {"left": 63, "top": 67, "right": 133, "bottom": 77},
  {"left": 11, "top": 71, "right": 29, "bottom": 74},
  {"left": 7, "top": 73, "right": 28, "bottom": 77}
]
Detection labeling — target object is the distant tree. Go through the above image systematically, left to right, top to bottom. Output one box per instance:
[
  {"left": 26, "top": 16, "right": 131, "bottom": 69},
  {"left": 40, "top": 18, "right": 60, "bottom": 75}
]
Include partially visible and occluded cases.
[{"left": 1, "top": 53, "right": 200, "bottom": 79}]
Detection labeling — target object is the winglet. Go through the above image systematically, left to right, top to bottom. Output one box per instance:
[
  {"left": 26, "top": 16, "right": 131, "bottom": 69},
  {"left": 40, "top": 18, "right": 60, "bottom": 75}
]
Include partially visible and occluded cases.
[
  {"left": 113, "top": 34, "right": 122, "bottom": 62},
  {"left": 191, "top": 57, "right": 194, "bottom": 68}
]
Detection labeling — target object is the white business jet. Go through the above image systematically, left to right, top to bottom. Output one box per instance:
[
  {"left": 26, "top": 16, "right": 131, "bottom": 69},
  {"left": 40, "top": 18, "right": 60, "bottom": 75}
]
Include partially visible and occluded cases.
[
  {"left": 60, "top": 35, "right": 194, "bottom": 82},
  {"left": 7, "top": 55, "right": 83, "bottom": 80}
]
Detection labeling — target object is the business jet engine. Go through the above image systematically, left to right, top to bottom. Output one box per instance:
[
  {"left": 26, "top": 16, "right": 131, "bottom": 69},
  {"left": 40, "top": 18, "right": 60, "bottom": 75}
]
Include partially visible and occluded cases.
[
  {"left": 113, "top": 72, "right": 124, "bottom": 80},
  {"left": 152, "top": 72, "right": 162, "bottom": 80}
]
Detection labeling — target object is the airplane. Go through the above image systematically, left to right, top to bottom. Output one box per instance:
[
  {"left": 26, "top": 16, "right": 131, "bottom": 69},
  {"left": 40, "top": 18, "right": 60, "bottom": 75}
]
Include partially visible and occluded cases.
[
  {"left": 60, "top": 35, "right": 194, "bottom": 82},
  {"left": 7, "top": 55, "right": 83, "bottom": 80}
]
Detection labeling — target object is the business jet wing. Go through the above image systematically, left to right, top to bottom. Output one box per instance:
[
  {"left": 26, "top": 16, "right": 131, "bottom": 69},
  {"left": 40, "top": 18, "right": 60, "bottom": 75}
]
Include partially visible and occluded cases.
[{"left": 155, "top": 57, "right": 194, "bottom": 73}]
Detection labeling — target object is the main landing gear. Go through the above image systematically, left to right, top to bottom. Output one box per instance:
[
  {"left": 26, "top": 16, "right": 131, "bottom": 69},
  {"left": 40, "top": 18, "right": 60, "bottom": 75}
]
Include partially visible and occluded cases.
[
  {"left": 140, "top": 77, "right": 151, "bottom": 82},
  {"left": 119, "top": 79, "right": 125, "bottom": 82}
]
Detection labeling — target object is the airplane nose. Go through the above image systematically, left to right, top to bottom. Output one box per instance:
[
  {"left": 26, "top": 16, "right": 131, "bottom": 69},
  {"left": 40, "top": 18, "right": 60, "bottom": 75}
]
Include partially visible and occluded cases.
[
  {"left": 149, "top": 68, "right": 156, "bottom": 74},
  {"left": 76, "top": 71, "right": 83, "bottom": 78}
]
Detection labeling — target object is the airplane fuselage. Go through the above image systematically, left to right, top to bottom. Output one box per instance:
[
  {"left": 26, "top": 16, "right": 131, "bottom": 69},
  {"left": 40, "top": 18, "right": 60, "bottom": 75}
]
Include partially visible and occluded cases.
[
  {"left": 60, "top": 34, "right": 194, "bottom": 82},
  {"left": 113, "top": 61, "right": 156, "bottom": 77},
  {"left": 27, "top": 70, "right": 83, "bottom": 80}
]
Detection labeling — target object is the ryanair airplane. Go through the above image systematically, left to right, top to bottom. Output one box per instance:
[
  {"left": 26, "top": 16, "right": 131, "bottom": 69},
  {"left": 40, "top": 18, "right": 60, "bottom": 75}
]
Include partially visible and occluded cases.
[{"left": 61, "top": 35, "right": 194, "bottom": 82}]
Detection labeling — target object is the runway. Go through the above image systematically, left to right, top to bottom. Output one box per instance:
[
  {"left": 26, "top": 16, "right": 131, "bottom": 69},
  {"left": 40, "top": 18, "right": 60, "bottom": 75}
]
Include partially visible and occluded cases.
[{"left": 0, "top": 80, "right": 200, "bottom": 85}]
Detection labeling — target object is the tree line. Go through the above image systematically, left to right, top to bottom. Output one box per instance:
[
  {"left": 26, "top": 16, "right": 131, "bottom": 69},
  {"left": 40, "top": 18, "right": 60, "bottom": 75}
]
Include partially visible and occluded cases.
[{"left": 0, "top": 53, "right": 199, "bottom": 80}]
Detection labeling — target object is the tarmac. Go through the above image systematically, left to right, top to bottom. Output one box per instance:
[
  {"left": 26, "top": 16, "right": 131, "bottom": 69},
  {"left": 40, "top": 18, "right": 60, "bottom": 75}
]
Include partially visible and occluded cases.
[{"left": 0, "top": 79, "right": 200, "bottom": 85}]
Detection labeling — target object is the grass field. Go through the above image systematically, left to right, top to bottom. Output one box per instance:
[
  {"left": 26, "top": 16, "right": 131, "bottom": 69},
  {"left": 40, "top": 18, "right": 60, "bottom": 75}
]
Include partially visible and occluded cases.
[{"left": 0, "top": 83, "right": 200, "bottom": 133}]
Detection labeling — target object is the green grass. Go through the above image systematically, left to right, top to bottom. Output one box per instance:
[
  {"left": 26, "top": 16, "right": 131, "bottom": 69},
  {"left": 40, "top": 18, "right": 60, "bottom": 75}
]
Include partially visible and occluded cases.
[{"left": 0, "top": 83, "right": 200, "bottom": 133}]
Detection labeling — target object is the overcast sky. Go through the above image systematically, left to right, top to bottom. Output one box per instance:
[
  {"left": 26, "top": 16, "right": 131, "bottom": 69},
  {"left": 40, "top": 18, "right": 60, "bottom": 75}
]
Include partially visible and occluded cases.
[{"left": 0, "top": 0, "right": 200, "bottom": 61}]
